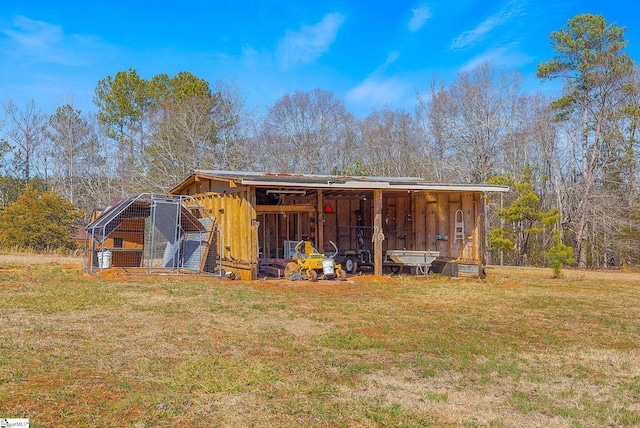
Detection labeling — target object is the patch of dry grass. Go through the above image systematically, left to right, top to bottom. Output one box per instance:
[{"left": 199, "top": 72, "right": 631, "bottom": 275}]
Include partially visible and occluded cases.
[
  {"left": 0, "top": 251, "right": 83, "bottom": 267},
  {"left": 1, "top": 262, "right": 639, "bottom": 427}
]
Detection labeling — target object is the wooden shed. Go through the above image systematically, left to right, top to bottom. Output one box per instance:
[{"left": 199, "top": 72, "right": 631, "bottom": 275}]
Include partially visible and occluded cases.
[{"left": 169, "top": 170, "right": 509, "bottom": 280}]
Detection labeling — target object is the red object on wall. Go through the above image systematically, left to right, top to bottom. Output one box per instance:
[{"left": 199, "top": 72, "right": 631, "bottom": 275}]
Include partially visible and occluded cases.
[{"left": 324, "top": 203, "right": 334, "bottom": 213}]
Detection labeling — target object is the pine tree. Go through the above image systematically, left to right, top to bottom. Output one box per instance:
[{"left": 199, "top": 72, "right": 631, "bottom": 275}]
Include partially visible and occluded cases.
[
  {"left": 537, "top": 14, "right": 634, "bottom": 267},
  {"left": 488, "top": 169, "right": 559, "bottom": 265},
  {"left": 545, "top": 230, "right": 576, "bottom": 278}
]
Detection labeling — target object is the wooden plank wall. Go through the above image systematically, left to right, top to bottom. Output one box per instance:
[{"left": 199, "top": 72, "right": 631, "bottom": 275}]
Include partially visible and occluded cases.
[
  {"left": 194, "top": 189, "right": 255, "bottom": 280},
  {"left": 378, "top": 191, "right": 483, "bottom": 263},
  {"left": 461, "top": 192, "right": 477, "bottom": 261},
  {"left": 414, "top": 194, "right": 427, "bottom": 250},
  {"left": 436, "top": 194, "right": 449, "bottom": 256},
  {"left": 398, "top": 195, "right": 411, "bottom": 250},
  {"left": 427, "top": 195, "right": 438, "bottom": 251},
  {"left": 448, "top": 195, "right": 462, "bottom": 258},
  {"left": 319, "top": 197, "right": 366, "bottom": 254},
  {"left": 383, "top": 197, "right": 395, "bottom": 251},
  {"left": 336, "top": 198, "right": 350, "bottom": 253},
  {"left": 323, "top": 202, "right": 337, "bottom": 253},
  {"left": 258, "top": 212, "right": 310, "bottom": 258},
  {"left": 302, "top": 212, "right": 311, "bottom": 241},
  {"left": 278, "top": 213, "right": 288, "bottom": 255},
  {"left": 260, "top": 214, "right": 278, "bottom": 258},
  {"left": 119, "top": 219, "right": 145, "bottom": 247}
]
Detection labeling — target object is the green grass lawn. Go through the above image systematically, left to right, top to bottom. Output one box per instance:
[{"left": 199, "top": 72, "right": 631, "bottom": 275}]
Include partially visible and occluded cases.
[{"left": 1, "top": 256, "right": 640, "bottom": 427}]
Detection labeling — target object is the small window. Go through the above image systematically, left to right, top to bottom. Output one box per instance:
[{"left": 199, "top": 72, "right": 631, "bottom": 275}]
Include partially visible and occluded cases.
[{"left": 113, "top": 237, "right": 123, "bottom": 248}]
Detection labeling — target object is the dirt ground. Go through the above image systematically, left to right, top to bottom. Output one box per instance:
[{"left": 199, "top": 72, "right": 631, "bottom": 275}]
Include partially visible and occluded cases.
[{"left": 3, "top": 251, "right": 638, "bottom": 289}]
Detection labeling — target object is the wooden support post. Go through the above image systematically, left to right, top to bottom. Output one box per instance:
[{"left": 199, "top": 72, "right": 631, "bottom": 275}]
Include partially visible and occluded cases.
[
  {"left": 248, "top": 188, "right": 258, "bottom": 280},
  {"left": 374, "top": 189, "right": 383, "bottom": 276},
  {"left": 317, "top": 190, "right": 324, "bottom": 250},
  {"left": 478, "top": 195, "right": 487, "bottom": 271}
]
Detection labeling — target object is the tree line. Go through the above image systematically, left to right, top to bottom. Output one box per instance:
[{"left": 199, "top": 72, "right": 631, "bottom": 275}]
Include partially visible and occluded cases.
[{"left": 0, "top": 14, "right": 638, "bottom": 268}]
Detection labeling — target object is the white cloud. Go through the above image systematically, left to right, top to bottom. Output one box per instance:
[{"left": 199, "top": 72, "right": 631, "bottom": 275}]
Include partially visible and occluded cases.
[
  {"left": 450, "top": 0, "right": 523, "bottom": 49},
  {"left": 408, "top": 4, "right": 432, "bottom": 32},
  {"left": 277, "top": 12, "right": 345, "bottom": 68},
  {"left": 0, "top": 15, "right": 108, "bottom": 66},
  {"left": 1, "top": 15, "right": 62, "bottom": 48},
  {"left": 461, "top": 43, "right": 533, "bottom": 71},
  {"left": 240, "top": 45, "right": 272, "bottom": 69},
  {"left": 384, "top": 51, "right": 400, "bottom": 67},
  {"left": 345, "top": 76, "right": 413, "bottom": 112}
]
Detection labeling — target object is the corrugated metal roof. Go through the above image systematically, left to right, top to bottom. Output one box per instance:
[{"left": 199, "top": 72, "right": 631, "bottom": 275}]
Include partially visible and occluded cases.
[{"left": 176, "top": 170, "right": 510, "bottom": 193}]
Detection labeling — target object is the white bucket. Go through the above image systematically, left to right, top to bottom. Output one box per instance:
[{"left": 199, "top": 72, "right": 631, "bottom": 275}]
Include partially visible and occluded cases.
[
  {"left": 97, "top": 251, "right": 112, "bottom": 269},
  {"left": 322, "top": 258, "right": 335, "bottom": 275}
]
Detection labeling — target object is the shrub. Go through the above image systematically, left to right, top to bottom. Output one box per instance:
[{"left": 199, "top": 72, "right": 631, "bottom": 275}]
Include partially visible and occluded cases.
[{"left": 0, "top": 184, "right": 84, "bottom": 251}]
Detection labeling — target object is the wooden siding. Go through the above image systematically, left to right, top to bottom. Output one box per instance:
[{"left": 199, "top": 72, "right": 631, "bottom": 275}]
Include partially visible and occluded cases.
[
  {"left": 182, "top": 179, "right": 257, "bottom": 280},
  {"left": 87, "top": 216, "right": 145, "bottom": 269}
]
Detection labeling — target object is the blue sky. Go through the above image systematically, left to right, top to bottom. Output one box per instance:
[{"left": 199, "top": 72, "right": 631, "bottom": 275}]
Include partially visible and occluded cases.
[{"left": 1, "top": 0, "right": 639, "bottom": 117}]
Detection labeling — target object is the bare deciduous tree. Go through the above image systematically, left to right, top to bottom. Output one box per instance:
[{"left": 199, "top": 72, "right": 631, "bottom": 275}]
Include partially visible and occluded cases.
[
  {"left": 419, "top": 62, "right": 523, "bottom": 183},
  {"left": 212, "top": 79, "right": 258, "bottom": 171},
  {"left": 259, "top": 89, "right": 355, "bottom": 174},
  {"left": 2, "top": 99, "right": 47, "bottom": 184},
  {"left": 44, "top": 104, "right": 95, "bottom": 204},
  {"left": 359, "top": 107, "right": 421, "bottom": 177}
]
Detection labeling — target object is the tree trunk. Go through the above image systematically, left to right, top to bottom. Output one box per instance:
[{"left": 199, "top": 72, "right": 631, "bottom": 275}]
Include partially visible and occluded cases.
[{"left": 576, "top": 105, "right": 590, "bottom": 268}]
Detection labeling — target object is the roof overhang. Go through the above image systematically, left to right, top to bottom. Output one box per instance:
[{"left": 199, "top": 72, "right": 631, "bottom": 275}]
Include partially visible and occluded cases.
[{"left": 169, "top": 170, "right": 510, "bottom": 194}]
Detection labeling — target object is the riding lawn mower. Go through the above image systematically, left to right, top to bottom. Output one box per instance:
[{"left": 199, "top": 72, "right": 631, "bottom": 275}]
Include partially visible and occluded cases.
[{"left": 284, "top": 240, "right": 347, "bottom": 281}]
